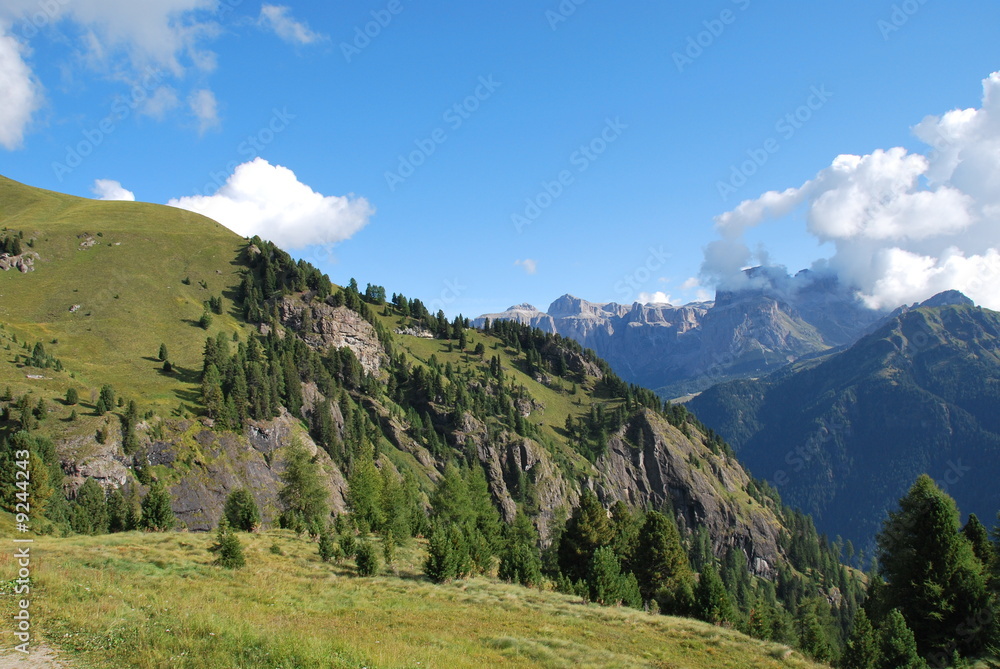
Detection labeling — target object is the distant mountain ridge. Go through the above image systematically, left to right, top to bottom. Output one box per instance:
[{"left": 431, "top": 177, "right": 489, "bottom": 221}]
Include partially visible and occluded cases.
[
  {"left": 475, "top": 267, "right": 888, "bottom": 397},
  {"left": 688, "top": 295, "right": 1000, "bottom": 551}
]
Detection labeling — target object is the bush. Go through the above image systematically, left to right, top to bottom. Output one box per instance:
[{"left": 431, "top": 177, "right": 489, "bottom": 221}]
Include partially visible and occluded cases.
[
  {"left": 65, "top": 387, "right": 78, "bottom": 405},
  {"left": 223, "top": 488, "right": 261, "bottom": 532},
  {"left": 212, "top": 519, "right": 245, "bottom": 569},
  {"left": 318, "top": 531, "right": 338, "bottom": 563},
  {"left": 355, "top": 539, "right": 380, "bottom": 576}
]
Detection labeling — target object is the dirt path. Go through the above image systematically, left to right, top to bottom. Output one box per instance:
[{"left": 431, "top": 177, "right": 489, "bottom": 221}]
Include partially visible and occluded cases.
[{"left": 0, "top": 645, "right": 74, "bottom": 668}]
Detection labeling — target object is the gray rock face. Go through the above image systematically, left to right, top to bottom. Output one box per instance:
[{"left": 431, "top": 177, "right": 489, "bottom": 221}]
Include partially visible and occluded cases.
[
  {"left": 475, "top": 268, "right": 886, "bottom": 397},
  {"left": 276, "top": 295, "right": 385, "bottom": 374},
  {"left": 453, "top": 406, "right": 782, "bottom": 571}
]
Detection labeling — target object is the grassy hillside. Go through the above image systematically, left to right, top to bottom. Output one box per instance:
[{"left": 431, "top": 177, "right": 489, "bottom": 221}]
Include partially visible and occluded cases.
[
  {"left": 0, "top": 175, "right": 250, "bottom": 413},
  {"left": 0, "top": 520, "right": 826, "bottom": 669}
]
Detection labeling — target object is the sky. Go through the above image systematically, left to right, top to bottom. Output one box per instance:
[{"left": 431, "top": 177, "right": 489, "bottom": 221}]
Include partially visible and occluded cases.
[{"left": 1, "top": 1, "right": 1000, "bottom": 317}]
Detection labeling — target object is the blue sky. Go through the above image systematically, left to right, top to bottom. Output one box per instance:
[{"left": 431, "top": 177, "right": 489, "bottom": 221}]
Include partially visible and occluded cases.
[{"left": 2, "top": 1, "right": 1000, "bottom": 316}]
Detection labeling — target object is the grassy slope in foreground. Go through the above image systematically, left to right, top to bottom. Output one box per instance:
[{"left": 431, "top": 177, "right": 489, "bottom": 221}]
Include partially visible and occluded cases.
[
  {"left": 0, "top": 175, "right": 249, "bottom": 412},
  {"left": 0, "top": 523, "right": 825, "bottom": 669}
]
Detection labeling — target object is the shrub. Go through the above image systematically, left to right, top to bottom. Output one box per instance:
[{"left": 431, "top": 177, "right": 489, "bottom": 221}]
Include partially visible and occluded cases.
[
  {"left": 223, "top": 488, "right": 261, "bottom": 532},
  {"left": 355, "top": 539, "right": 380, "bottom": 576}
]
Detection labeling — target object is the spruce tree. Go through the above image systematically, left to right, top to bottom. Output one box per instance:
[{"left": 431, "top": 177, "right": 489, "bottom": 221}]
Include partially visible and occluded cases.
[
  {"left": 158, "top": 343, "right": 168, "bottom": 362},
  {"left": 65, "top": 387, "right": 78, "bottom": 405},
  {"left": 278, "top": 439, "right": 329, "bottom": 530},
  {"left": 876, "top": 475, "right": 993, "bottom": 658},
  {"left": 70, "top": 478, "right": 108, "bottom": 535},
  {"left": 140, "top": 481, "right": 175, "bottom": 532},
  {"left": 223, "top": 488, "right": 261, "bottom": 532},
  {"left": 558, "top": 489, "right": 612, "bottom": 582},
  {"left": 634, "top": 510, "right": 694, "bottom": 611},
  {"left": 498, "top": 513, "right": 543, "bottom": 588},
  {"left": 212, "top": 518, "right": 246, "bottom": 569},
  {"left": 318, "top": 531, "right": 337, "bottom": 562},
  {"left": 355, "top": 539, "right": 380, "bottom": 576},
  {"left": 694, "top": 563, "right": 735, "bottom": 625},
  {"left": 842, "top": 609, "right": 881, "bottom": 669},
  {"left": 878, "top": 609, "right": 926, "bottom": 669}
]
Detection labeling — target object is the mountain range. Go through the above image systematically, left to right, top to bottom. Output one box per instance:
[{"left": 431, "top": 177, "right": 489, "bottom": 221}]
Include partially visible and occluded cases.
[
  {"left": 475, "top": 267, "right": 889, "bottom": 399},
  {"left": 689, "top": 292, "right": 1000, "bottom": 552}
]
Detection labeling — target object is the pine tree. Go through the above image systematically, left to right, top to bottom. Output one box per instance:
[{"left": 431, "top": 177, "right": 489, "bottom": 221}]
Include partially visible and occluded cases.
[
  {"left": 158, "top": 343, "right": 168, "bottom": 362},
  {"left": 65, "top": 387, "right": 78, "bottom": 405},
  {"left": 278, "top": 438, "right": 329, "bottom": 530},
  {"left": 346, "top": 454, "right": 384, "bottom": 534},
  {"left": 875, "top": 475, "right": 993, "bottom": 658},
  {"left": 70, "top": 478, "right": 108, "bottom": 535},
  {"left": 140, "top": 481, "right": 175, "bottom": 532},
  {"left": 106, "top": 488, "right": 130, "bottom": 533},
  {"left": 223, "top": 488, "right": 261, "bottom": 532},
  {"left": 558, "top": 489, "right": 612, "bottom": 582},
  {"left": 634, "top": 510, "right": 694, "bottom": 611},
  {"left": 498, "top": 512, "right": 543, "bottom": 588},
  {"left": 963, "top": 513, "right": 995, "bottom": 567},
  {"left": 212, "top": 518, "right": 246, "bottom": 569},
  {"left": 425, "top": 523, "right": 470, "bottom": 583},
  {"left": 318, "top": 530, "right": 338, "bottom": 563},
  {"left": 355, "top": 539, "right": 380, "bottom": 576},
  {"left": 587, "top": 546, "right": 626, "bottom": 606},
  {"left": 694, "top": 563, "right": 735, "bottom": 625},
  {"left": 842, "top": 609, "right": 881, "bottom": 669},
  {"left": 878, "top": 609, "right": 926, "bottom": 669}
]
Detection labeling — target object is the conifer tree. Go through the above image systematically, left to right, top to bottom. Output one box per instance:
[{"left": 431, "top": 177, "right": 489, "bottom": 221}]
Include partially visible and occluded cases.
[
  {"left": 158, "top": 343, "right": 168, "bottom": 362},
  {"left": 65, "top": 387, "right": 78, "bottom": 405},
  {"left": 278, "top": 438, "right": 329, "bottom": 531},
  {"left": 346, "top": 453, "right": 384, "bottom": 534},
  {"left": 875, "top": 475, "right": 993, "bottom": 658},
  {"left": 71, "top": 478, "right": 108, "bottom": 535},
  {"left": 140, "top": 481, "right": 175, "bottom": 532},
  {"left": 106, "top": 488, "right": 130, "bottom": 533},
  {"left": 224, "top": 488, "right": 261, "bottom": 532},
  {"left": 558, "top": 488, "right": 612, "bottom": 582},
  {"left": 634, "top": 510, "right": 694, "bottom": 611},
  {"left": 499, "top": 512, "right": 543, "bottom": 588},
  {"left": 963, "top": 513, "right": 995, "bottom": 567},
  {"left": 212, "top": 518, "right": 246, "bottom": 569},
  {"left": 425, "top": 523, "right": 470, "bottom": 583},
  {"left": 355, "top": 538, "right": 380, "bottom": 576},
  {"left": 694, "top": 563, "right": 735, "bottom": 625},
  {"left": 842, "top": 609, "right": 881, "bottom": 669},
  {"left": 878, "top": 609, "right": 926, "bottom": 669}
]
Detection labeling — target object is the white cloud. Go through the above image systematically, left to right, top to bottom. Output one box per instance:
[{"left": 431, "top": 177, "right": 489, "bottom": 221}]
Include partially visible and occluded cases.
[
  {"left": 0, "top": 0, "right": 227, "bottom": 144},
  {"left": 258, "top": 5, "right": 324, "bottom": 45},
  {"left": 0, "top": 27, "right": 43, "bottom": 149},
  {"left": 704, "top": 72, "right": 1000, "bottom": 311},
  {"left": 140, "top": 85, "right": 180, "bottom": 120},
  {"left": 188, "top": 88, "right": 218, "bottom": 134},
  {"left": 167, "top": 158, "right": 374, "bottom": 250},
  {"left": 92, "top": 179, "right": 135, "bottom": 201},
  {"left": 515, "top": 259, "right": 537, "bottom": 275},
  {"left": 638, "top": 291, "right": 672, "bottom": 305}
]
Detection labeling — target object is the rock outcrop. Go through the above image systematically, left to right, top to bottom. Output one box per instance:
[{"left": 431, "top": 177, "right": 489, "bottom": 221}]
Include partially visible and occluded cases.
[{"left": 275, "top": 295, "right": 385, "bottom": 374}]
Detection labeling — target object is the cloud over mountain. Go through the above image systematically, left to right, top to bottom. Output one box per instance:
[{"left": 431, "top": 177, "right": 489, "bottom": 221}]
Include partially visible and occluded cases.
[{"left": 704, "top": 72, "right": 1000, "bottom": 310}]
